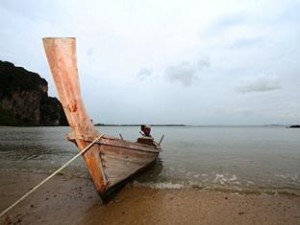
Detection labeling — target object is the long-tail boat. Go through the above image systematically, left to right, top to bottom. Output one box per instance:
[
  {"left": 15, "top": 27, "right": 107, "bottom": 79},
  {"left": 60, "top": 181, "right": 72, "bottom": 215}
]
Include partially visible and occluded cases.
[{"left": 43, "top": 37, "right": 162, "bottom": 202}]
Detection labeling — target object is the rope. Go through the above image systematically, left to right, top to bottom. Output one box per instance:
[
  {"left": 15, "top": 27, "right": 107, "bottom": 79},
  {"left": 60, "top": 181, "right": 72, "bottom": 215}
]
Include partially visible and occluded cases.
[{"left": 0, "top": 134, "right": 104, "bottom": 218}]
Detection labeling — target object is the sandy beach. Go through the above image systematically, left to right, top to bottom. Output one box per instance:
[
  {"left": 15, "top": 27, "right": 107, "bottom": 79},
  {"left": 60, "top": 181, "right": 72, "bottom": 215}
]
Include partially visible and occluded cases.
[{"left": 0, "top": 170, "right": 299, "bottom": 225}]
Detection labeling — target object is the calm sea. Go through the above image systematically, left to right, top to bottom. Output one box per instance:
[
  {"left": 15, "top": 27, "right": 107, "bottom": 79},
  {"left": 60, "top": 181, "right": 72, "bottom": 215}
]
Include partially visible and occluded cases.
[{"left": 0, "top": 126, "right": 299, "bottom": 194}]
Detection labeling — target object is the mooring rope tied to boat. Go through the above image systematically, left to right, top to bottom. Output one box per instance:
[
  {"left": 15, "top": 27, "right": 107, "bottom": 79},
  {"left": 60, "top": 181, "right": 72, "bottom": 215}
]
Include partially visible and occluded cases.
[{"left": 0, "top": 134, "right": 104, "bottom": 218}]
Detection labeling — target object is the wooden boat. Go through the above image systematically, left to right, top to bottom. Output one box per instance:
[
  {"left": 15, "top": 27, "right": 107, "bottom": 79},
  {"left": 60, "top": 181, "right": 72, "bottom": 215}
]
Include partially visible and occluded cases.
[{"left": 42, "top": 37, "right": 162, "bottom": 202}]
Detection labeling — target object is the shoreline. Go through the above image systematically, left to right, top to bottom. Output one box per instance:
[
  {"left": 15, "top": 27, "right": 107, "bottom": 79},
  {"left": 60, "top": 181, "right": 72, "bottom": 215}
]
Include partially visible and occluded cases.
[{"left": 0, "top": 170, "right": 300, "bottom": 225}]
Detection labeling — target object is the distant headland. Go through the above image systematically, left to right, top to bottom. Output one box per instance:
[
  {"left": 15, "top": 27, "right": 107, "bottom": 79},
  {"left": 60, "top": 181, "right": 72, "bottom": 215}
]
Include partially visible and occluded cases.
[
  {"left": 0, "top": 60, "right": 68, "bottom": 126},
  {"left": 94, "top": 123, "right": 186, "bottom": 127},
  {"left": 288, "top": 125, "right": 300, "bottom": 128}
]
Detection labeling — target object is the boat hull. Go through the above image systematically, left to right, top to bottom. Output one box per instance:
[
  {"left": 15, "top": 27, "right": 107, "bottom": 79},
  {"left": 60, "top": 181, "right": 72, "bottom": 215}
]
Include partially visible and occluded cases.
[{"left": 79, "top": 135, "right": 160, "bottom": 196}]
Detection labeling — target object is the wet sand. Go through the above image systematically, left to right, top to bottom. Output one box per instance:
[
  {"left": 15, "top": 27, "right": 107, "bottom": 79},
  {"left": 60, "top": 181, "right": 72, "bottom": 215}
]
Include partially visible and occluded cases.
[{"left": 0, "top": 170, "right": 300, "bottom": 225}]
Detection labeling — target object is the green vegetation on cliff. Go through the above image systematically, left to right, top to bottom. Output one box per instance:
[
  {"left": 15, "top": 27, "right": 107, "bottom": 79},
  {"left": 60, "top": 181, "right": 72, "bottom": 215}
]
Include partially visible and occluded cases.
[{"left": 0, "top": 106, "right": 17, "bottom": 126}]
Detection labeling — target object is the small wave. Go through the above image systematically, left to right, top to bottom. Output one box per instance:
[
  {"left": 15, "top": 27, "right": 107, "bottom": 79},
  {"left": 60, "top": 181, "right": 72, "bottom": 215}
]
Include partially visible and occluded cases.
[
  {"left": 213, "top": 173, "right": 240, "bottom": 185},
  {"left": 275, "top": 174, "right": 299, "bottom": 182},
  {"left": 132, "top": 180, "right": 300, "bottom": 196},
  {"left": 133, "top": 181, "right": 185, "bottom": 189}
]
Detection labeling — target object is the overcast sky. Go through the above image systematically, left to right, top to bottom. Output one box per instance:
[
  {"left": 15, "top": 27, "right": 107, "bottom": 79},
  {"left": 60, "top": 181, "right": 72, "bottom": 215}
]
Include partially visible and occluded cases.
[{"left": 1, "top": 0, "right": 300, "bottom": 125}]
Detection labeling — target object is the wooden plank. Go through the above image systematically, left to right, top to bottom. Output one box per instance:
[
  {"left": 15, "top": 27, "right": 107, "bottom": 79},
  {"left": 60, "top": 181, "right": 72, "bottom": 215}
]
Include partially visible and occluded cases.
[
  {"left": 43, "top": 38, "right": 106, "bottom": 192},
  {"left": 98, "top": 137, "right": 161, "bottom": 153},
  {"left": 99, "top": 145, "right": 157, "bottom": 187}
]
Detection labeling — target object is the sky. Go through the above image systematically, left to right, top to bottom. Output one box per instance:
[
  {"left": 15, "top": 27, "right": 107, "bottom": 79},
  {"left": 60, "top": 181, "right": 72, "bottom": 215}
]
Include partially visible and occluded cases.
[{"left": 0, "top": 0, "right": 300, "bottom": 125}]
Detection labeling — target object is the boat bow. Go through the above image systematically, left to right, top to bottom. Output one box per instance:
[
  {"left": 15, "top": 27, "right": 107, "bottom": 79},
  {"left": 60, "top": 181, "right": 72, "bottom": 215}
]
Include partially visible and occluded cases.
[{"left": 43, "top": 37, "right": 161, "bottom": 201}]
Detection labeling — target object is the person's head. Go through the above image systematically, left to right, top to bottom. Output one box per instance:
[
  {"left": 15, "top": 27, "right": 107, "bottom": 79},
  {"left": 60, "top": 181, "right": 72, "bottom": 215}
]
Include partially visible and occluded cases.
[{"left": 143, "top": 125, "right": 151, "bottom": 136}]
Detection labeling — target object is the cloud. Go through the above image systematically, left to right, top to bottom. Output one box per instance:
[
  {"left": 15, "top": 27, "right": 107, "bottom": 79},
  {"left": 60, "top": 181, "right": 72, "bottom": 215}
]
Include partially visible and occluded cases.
[
  {"left": 0, "top": 0, "right": 63, "bottom": 22},
  {"left": 205, "top": 12, "right": 247, "bottom": 37},
  {"left": 230, "top": 37, "right": 263, "bottom": 49},
  {"left": 165, "top": 59, "right": 210, "bottom": 86},
  {"left": 137, "top": 67, "right": 152, "bottom": 80},
  {"left": 236, "top": 74, "right": 281, "bottom": 93}
]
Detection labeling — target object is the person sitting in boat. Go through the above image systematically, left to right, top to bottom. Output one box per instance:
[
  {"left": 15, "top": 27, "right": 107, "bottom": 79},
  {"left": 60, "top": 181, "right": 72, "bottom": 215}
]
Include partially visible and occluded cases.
[
  {"left": 140, "top": 124, "right": 152, "bottom": 137},
  {"left": 138, "top": 125, "right": 155, "bottom": 146}
]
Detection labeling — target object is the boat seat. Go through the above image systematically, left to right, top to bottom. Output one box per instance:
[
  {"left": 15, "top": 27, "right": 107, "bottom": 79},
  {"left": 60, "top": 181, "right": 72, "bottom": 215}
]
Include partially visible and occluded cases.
[{"left": 137, "top": 137, "right": 156, "bottom": 146}]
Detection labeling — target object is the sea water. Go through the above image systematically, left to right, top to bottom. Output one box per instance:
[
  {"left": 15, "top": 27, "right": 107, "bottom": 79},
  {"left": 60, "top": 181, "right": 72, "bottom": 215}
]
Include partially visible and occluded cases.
[{"left": 0, "top": 126, "right": 299, "bottom": 194}]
